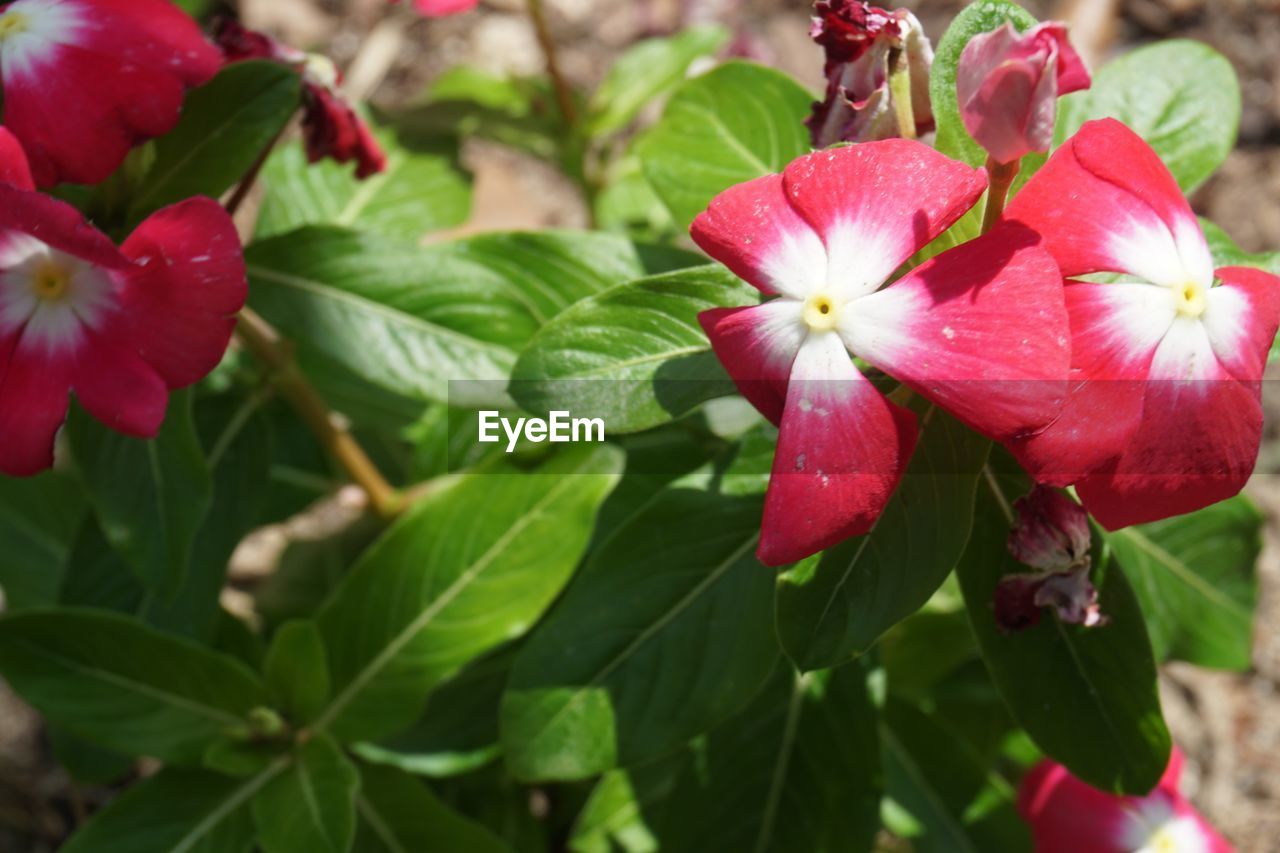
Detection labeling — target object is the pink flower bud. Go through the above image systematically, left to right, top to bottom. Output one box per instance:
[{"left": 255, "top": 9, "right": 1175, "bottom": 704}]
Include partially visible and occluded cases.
[
  {"left": 806, "top": 1, "right": 935, "bottom": 148},
  {"left": 956, "top": 21, "right": 1090, "bottom": 164}
]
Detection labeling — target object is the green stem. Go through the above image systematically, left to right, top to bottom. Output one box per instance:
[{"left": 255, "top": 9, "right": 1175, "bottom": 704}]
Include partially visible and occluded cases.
[
  {"left": 527, "top": 0, "right": 577, "bottom": 127},
  {"left": 887, "top": 48, "right": 916, "bottom": 140},
  {"left": 981, "top": 156, "right": 1021, "bottom": 233}
]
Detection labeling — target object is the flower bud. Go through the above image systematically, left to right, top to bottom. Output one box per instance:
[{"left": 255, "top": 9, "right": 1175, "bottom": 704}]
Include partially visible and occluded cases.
[
  {"left": 806, "top": 1, "right": 934, "bottom": 148},
  {"left": 956, "top": 22, "right": 1090, "bottom": 164},
  {"left": 1008, "top": 483, "right": 1090, "bottom": 570}
]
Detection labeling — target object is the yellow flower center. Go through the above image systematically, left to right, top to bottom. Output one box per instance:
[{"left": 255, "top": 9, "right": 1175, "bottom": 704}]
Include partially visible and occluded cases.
[
  {"left": 0, "top": 12, "right": 29, "bottom": 40},
  {"left": 32, "top": 259, "right": 72, "bottom": 302},
  {"left": 1174, "top": 281, "right": 1206, "bottom": 318},
  {"left": 802, "top": 292, "right": 840, "bottom": 332},
  {"left": 1148, "top": 826, "right": 1179, "bottom": 853}
]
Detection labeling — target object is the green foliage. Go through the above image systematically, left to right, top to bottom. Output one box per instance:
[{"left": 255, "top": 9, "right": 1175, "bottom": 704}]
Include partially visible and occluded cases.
[
  {"left": 1056, "top": 41, "right": 1240, "bottom": 193},
  {"left": 130, "top": 61, "right": 301, "bottom": 221},
  {"left": 637, "top": 61, "right": 813, "bottom": 228},
  {"left": 511, "top": 265, "right": 757, "bottom": 433},
  {"left": 775, "top": 410, "right": 990, "bottom": 670},
  {"left": 955, "top": 464, "right": 1172, "bottom": 794},
  {"left": 0, "top": 471, "right": 83, "bottom": 609},
  {"left": 501, "top": 484, "right": 778, "bottom": 781},
  {"left": 1107, "top": 497, "right": 1261, "bottom": 670},
  {"left": 0, "top": 609, "right": 266, "bottom": 765},
  {"left": 252, "top": 735, "right": 360, "bottom": 853},
  {"left": 355, "top": 764, "right": 513, "bottom": 852}
]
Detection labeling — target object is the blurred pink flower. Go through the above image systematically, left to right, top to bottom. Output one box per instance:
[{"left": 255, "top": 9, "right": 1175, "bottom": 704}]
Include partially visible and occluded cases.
[{"left": 407, "top": 0, "right": 479, "bottom": 17}]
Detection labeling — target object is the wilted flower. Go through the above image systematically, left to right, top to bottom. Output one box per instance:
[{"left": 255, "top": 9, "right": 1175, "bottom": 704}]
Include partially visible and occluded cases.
[
  {"left": 0, "top": 0, "right": 222, "bottom": 187},
  {"left": 806, "top": 0, "right": 934, "bottom": 148},
  {"left": 214, "top": 19, "right": 387, "bottom": 179},
  {"left": 1005, "top": 119, "right": 1280, "bottom": 528},
  {"left": 0, "top": 129, "right": 247, "bottom": 476},
  {"left": 692, "top": 141, "right": 1069, "bottom": 564},
  {"left": 995, "top": 485, "right": 1104, "bottom": 633},
  {"left": 1019, "top": 748, "right": 1232, "bottom": 852}
]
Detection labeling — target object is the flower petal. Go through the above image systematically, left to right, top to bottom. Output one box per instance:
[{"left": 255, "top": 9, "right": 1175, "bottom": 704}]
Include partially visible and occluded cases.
[
  {"left": 68, "top": 0, "right": 222, "bottom": 85},
  {"left": 1005, "top": 119, "right": 1212, "bottom": 287},
  {"left": 0, "top": 127, "right": 35, "bottom": 190},
  {"left": 781, "top": 141, "right": 987, "bottom": 299},
  {"left": 691, "top": 173, "right": 827, "bottom": 299},
  {"left": 0, "top": 184, "right": 129, "bottom": 270},
  {"left": 117, "top": 198, "right": 247, "bottom": 388},
  {"left": 841, "top": 224, "right": 1069, "bottom": 439},
  {"left": 1201, "top": 265, "right": 1280, "bottom": 383},
  {"left": 1011, "top": 281, "right": 1174, "bottom": 484},
  {"left": 699, "top": 300, "right": 806, "bottom": 426},
  {"left": 1077, "top": 320, "right": 1262, "bottom": 528},
  {"left": 758, "top": 331, "right": 917, "bottom": 565},
  {"left": 72, "top": 332, "right": 168, "bottom": 439},
  {"left": 0, "top": 333, "right": 73, "bottom": 477},
  {"left": 1017, "top": 760, "right": 1137, "bottom": 853}
]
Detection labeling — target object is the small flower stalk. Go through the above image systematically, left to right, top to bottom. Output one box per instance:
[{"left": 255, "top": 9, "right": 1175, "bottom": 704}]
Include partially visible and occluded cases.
[
  {"left": 807, "top": 0, "right": 935, "bottom": 148},
  {"left": 957, "top": 21, "right": 1091, "bottom": 165},
  {"left": 994, "top": 485, "right": 1106, "bottom": 632}
]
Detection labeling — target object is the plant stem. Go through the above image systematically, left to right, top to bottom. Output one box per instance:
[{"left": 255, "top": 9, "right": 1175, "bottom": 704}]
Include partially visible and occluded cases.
[
  {"left": 527, "top": 0, "right": 577, "bottom": 127},
  {"left": 887, "top": 48, "right": 916, "bottom": 141},
  {"left": 225, "top": 121, "right": 291, "bottom": 218},
  {"left": 981, "top": 155, "right": 1021, "bottom": 233},
  {"left": 235, "top": 308, "right": 402, "bottom": 519}
]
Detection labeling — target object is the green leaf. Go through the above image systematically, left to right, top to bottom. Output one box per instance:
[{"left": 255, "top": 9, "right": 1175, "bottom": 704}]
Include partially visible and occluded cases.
[
  {"left": 930, "top": 0, "right": 1039, "bottom": 170},
  {"left": 587, "top": 26, "right": 729, "bottom": 137},
  {"left": 1056, "top": 41, "right": 1240, "bottom": 192},
  {"left": 130, "top": 60, "right": 301, "bottom": 221},
  {"left": 637, "top": 60, "right": 813, "bottom": 228},
  {"left": 256, "top": 127, "right": 471, "bottom": 241},
  {"left": 1201, "top": 218, "right": 1280, "bottom": 274},
  {"left": 247, "top": 228, "right": 666, "bottom": 406},
  {"left": 510, "top": 265, "right": 756, "bottom": 433},
  {"left": 65, "top": 392, "right": 212, "bottom": 597},
  {"left": 775, "top": 409, "right": 991, "bottom": 670},
  {"left": 315, "top": 446, "right": 623, "bottom": 742},
  {"left": 955, "top": 464, "right": 1171, "bottom": 794},
  {"left": 0, "top": 471, "right": 84, "bottom": 609},
  {"left": 501, "top": 485, "right": 778, "bottom": 782},
  {"left": 1106, "top": 497, "right": 1261, "bottom": 670},
  {"left": 0, "top": 609, "right": 267, "bottom": 764},
  {"left": 264, "top": 620, "right": 332, "bottom": 725},
  {"left": 353, "top": 647, "right": 512, "bottom": 778},
  {"left": 647, "top": 664, "right": 882, "bottom": 853},
  {"left": 881, "top": 698, "right": 1029, "bottom": 853},
  {"left": 252, "top": 735, "right": 360, "bottom": 853},
  {"left": 570, "top": 758, "right": 685, "bottom": 853},
  {"left": 355, "top": 764, "right": 512, "bottom": 853},
  {"left": 61, "top": 767, "right": 272, "bottom": 853}
]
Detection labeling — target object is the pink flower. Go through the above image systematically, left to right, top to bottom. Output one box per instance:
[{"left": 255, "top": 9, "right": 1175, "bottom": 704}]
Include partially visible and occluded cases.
[
  {"left": 0, "top": 0, "right": 222, "bottom": 188},
  {"left": 409, "top": 0, "right": 479, "bottom": 16},
  {"left": 807, "top": 0, "right": 934, "bottom": 148},
  {"left": 214, "top": 19, "right": 386, "bottom": 179},
  {"left": 957, "top": 22, "right": 1090, "bottom": 164},
  {"left": 1005, "top": 119, "right": 1280, "bottom": 528},
  {"left": 0, "top": 128, "right": 246, "bottom": 477},
  {"left": 693, "top": 141, "right": 1070, "bottom": 565},
  {"left": 1019, "top": 749, "right": 1232, "bottom": 852}
]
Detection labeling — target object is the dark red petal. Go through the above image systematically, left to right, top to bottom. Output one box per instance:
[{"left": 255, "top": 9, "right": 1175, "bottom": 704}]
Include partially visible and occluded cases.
[
  {"left": 0, "top": 128, "right": 35, "bottom": 190},
  {"left": 0, "top": 184, "right": 128, "bottom": 270},
  {"left": 118, "top": 198, "right": 247, "bottom": 389},
  {"left": 758, "top": 332, "right": 917, "bottom": 565},
  {"left": 72, "top": 333, "right": 169, "bottom": 439},
  {"left": 0, "top": 336, "right": 73, "bottom": 477}
]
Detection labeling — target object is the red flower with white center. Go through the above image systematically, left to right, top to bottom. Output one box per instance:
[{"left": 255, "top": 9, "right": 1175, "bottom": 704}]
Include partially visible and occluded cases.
[
  {"left": 0, "top": 0, "right": 222, "bottom": 188},
  {"left": 807, "top": 0, "right": 935, "bottom": 148},
  {"left": 214, "top": 19, "right": 386, "bottom": 180},
  {"left": 956, "top": 21, "right": 1091, "bottom": 165},
  {"left": 1004, "top": 119, "right": 1280, "bottom": 528},
  {"left": 0, "top": 129, "right": 246, "bottom": 477},
  {"left": 693, "top": 141, "right": 1070, "bottom": 565},
  {"left": 1019, "top": 748, "right": 1232, "bottom": 852}
]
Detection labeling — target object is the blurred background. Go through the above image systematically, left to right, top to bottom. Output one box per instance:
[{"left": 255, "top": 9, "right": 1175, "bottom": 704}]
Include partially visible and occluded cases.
[{"left": 3, "top": 0, "right": 1280, "bottom": 849}]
